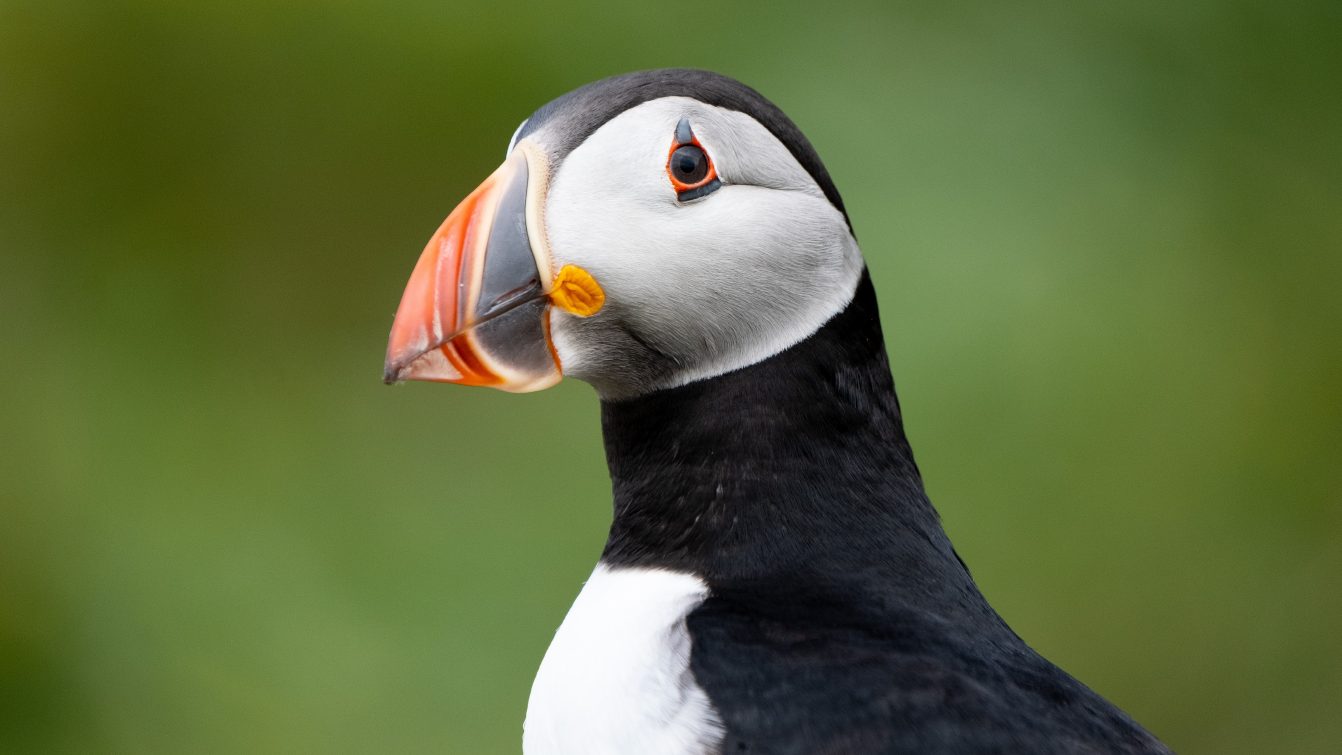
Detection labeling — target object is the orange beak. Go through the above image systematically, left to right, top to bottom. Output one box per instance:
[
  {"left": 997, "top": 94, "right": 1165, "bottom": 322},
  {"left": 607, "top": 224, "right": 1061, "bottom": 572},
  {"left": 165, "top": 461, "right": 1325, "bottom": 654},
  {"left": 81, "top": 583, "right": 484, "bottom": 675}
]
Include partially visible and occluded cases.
[{"left": 384, "top": 144, "right": 562, "bottom": 392}]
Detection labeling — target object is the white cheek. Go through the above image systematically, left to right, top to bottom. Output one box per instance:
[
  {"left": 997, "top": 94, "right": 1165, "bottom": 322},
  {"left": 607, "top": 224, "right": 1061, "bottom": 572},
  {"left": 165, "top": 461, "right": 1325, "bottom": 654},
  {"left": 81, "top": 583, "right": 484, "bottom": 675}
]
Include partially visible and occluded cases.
[
  {"left": 542, "top": 98, "right": 863, "bottom": 394},
  {"left": 597, "top": 187, "right": 848, "bottom": 331},
  {"left": 547, "top": 306, "right": 581, "bottom": 376}
]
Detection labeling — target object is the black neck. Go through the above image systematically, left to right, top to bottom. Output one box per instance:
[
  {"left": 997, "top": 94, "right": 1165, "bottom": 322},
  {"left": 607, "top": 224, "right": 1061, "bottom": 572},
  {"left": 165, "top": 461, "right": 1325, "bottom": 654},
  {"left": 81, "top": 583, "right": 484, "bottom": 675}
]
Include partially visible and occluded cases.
[{"left": 599, "top": 271, "right": 993, "bottom": 618}]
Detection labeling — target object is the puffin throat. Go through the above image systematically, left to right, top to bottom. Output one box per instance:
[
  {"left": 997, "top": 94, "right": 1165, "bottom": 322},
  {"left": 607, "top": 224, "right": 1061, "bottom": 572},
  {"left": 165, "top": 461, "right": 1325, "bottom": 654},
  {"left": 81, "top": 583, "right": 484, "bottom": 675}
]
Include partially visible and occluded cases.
[{"left": 597, "top": 270, "right": 985, "bottom": 616}]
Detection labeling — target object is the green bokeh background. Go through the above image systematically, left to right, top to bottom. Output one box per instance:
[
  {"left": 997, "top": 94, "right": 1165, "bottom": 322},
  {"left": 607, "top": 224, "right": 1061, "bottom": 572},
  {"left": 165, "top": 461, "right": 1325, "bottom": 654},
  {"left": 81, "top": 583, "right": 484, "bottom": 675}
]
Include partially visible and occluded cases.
[{"left": 2, "top": 1, "right": 1339, "bottom": 753}]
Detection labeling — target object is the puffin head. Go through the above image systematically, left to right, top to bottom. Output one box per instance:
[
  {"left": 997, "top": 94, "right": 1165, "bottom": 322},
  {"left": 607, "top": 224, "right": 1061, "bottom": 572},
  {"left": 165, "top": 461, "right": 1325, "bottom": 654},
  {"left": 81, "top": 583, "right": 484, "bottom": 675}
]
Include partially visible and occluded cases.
[{"left": 384, "top": 69, "right": 864, "bottom": 400}]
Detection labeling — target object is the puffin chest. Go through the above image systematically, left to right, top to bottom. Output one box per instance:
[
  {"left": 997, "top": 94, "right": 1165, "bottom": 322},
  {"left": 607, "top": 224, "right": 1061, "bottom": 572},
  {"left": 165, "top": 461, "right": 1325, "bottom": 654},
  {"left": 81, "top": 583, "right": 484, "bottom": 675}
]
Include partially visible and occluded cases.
[{"left": 522, "top": 564, "right": 725, "bottom": 755}]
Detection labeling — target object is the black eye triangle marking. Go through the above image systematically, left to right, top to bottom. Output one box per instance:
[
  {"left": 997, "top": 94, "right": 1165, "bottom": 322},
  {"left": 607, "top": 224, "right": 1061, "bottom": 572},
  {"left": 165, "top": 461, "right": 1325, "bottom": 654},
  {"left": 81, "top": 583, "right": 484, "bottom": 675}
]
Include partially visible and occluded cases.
[{"left": 675, "top": 118, "right": 694, "bottom": 146}]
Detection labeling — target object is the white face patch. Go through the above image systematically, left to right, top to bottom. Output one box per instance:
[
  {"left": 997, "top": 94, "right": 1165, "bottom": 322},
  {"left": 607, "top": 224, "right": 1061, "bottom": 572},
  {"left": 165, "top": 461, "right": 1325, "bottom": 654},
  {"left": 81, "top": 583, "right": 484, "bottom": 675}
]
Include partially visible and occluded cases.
[
  {"left": 537, "top": 97, "right": 864, "bottom": 399},
  {"left": 523, "top": 564, "right": 724, "bottom": 755}
]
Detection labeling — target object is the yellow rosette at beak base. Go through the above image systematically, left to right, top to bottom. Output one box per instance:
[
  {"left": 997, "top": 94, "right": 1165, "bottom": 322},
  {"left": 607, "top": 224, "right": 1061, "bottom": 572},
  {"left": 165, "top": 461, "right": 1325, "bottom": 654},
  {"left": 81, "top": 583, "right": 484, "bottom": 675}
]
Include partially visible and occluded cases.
[{"left": 549, "top": 265, "right": 605, "bottom": 317}]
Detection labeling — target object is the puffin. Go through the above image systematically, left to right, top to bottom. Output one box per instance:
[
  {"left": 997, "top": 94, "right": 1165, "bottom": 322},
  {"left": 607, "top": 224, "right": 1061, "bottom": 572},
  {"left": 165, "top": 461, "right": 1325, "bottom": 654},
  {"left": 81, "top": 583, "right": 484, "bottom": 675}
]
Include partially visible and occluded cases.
[{"left": 383, "top": 69, "right": 1173, "bottom": 755}]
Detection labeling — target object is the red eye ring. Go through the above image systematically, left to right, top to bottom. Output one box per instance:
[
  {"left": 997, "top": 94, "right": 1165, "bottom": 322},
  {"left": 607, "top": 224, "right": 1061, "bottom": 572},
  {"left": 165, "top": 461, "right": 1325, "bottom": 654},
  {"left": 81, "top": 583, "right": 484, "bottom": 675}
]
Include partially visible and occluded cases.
[{"left": 666, "top": 135, "right": 719, "bottom": 199}]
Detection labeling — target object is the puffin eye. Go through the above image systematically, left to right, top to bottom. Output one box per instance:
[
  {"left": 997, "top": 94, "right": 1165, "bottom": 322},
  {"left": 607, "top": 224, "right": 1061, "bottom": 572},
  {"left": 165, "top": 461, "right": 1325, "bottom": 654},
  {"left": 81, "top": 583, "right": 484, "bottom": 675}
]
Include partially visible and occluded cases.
[
  {"left": 665, "top": 125, "right": 721, "bottom": 202},
  {"left": 670, "top": 145, "right": 709, "bottom": 184}
]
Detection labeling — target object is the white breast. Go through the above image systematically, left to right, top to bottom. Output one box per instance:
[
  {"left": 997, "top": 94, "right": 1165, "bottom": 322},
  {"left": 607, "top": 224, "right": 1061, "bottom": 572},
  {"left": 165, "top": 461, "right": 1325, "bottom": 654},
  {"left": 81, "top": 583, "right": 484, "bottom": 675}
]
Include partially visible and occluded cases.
[{"left": 523, "top": 563, "right": 725, "bottom": 755}]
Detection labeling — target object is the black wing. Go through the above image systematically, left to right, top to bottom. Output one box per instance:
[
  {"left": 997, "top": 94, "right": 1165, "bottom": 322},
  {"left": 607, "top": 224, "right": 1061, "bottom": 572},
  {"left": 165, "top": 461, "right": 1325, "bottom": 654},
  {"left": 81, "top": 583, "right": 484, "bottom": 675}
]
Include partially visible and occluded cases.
[{"left": 687, "top": 593, "right": 1173, "bottom": 755}]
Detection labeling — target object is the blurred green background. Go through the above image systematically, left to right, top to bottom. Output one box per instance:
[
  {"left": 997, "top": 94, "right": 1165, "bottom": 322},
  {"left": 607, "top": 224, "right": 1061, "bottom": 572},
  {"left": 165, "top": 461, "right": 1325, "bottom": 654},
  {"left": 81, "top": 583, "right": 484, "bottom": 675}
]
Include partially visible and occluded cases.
[{"left": 1, "top": 0, "right": 1339, "bottom": 753}]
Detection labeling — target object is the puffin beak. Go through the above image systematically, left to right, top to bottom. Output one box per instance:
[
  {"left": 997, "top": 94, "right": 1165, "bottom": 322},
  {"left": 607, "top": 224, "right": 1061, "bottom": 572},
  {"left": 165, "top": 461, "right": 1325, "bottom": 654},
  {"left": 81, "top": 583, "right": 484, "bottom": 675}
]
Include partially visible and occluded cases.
[{"left": 384, "top": 143, "right": 563, "bottom": 391}]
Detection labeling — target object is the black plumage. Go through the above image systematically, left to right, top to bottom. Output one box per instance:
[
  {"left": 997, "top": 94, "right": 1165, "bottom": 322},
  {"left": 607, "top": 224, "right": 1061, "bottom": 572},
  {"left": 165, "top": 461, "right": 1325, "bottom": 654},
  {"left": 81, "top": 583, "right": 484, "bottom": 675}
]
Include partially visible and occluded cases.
[{"left": 600, "top": 271, "right": 1172, "bottom": 754}]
